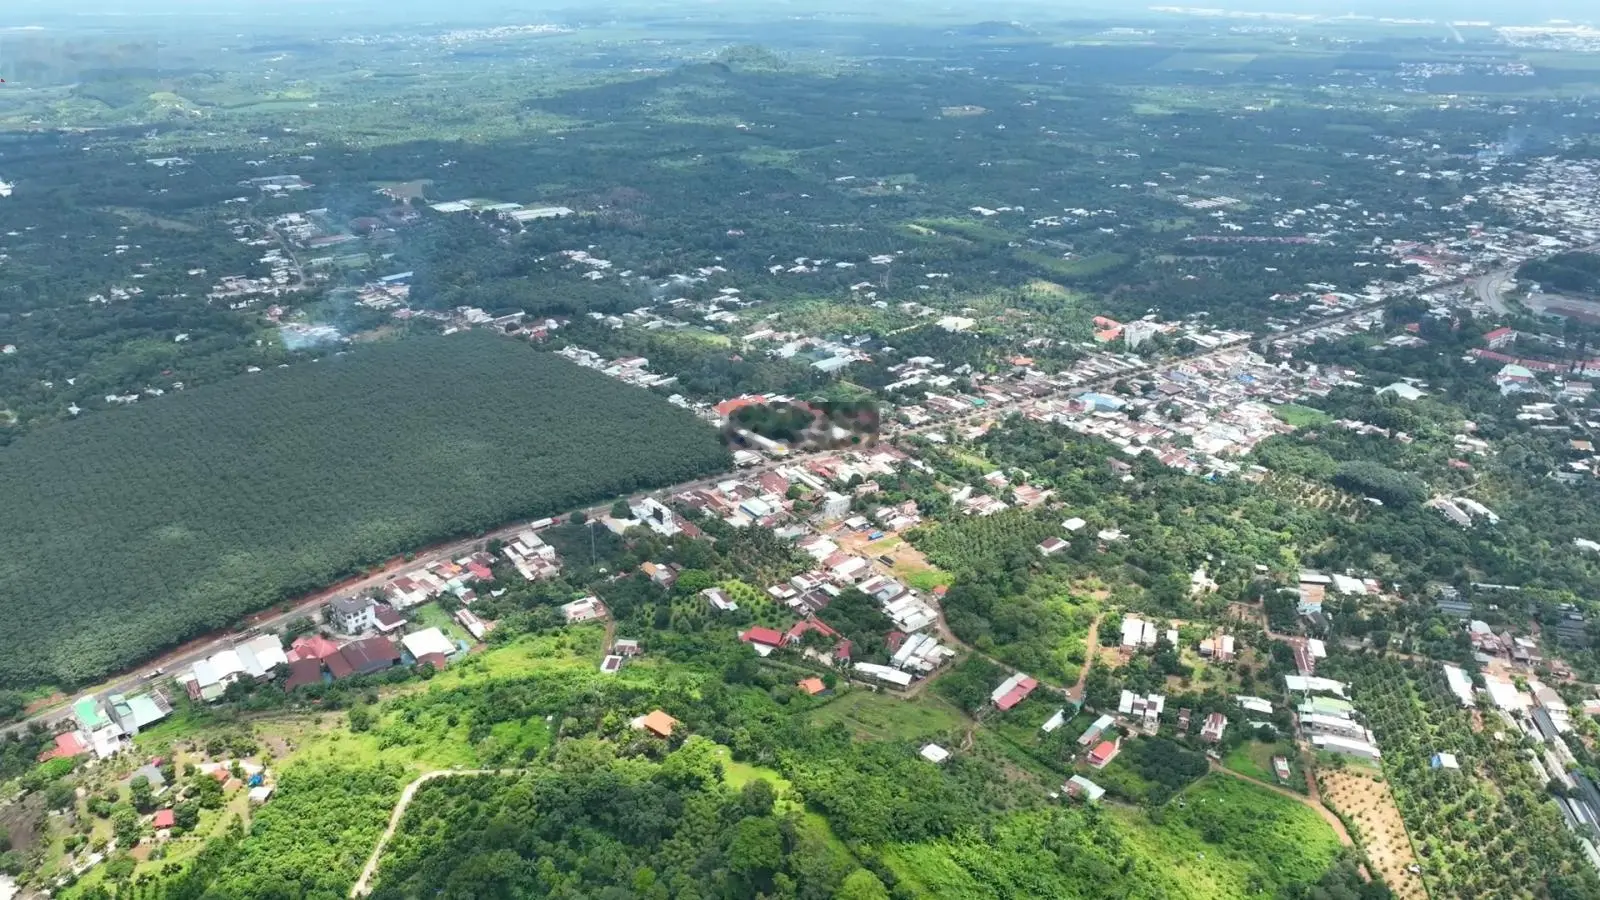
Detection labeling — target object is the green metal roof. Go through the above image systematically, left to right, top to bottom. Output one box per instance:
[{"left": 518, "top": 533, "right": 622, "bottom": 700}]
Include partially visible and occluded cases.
[{"left": 74, "top": 697, "right": 108, "bottom": 728}]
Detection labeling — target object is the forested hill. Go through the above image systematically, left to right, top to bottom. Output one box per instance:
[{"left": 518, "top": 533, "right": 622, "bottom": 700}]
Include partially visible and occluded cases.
[{"left": 0, "top": 333, "right": 730, "bottom": 689}]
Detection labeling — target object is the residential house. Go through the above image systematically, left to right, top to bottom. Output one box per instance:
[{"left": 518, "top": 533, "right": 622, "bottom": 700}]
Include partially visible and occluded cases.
[
  {"left": 704, "top": 587, "right": 738, "bottom": 612},
  {"left": 561, "top": 596, "right": 607, "bottom": 624},
  {"left": 330, "top": 597, "right": 377, "bottom": 634},
  {"left": 371, "top": 604, "right": 406, "bottom": 634},
  {"left": 740, "top": 626, "right": 786, "bottom": 657},
  {"left": 400, "top": 627, "right": 456, "bottom": 661},
  {"left": 287, "top": 633, "right": 342, "bottom": 663},
  {"left": 236, "top": 634, "right": 290, "bottom": 679},
  {"left": 1198, "top": 634, "right": 1236, "bottom": 662},
  {"left": 338, "top": 636, "right": 401, "bottom": 677},
  {"left": 283, "top": 658, "right": 325, "bottom": 691},
  {"left": 991, "top": 673, "right": 1039, "bottom": 711},
  {"left": 106, "top": 692, "right": 171, "bottom": 736},
  {"left": 635, "top": 710, "right": 678, "bottom": 738},
  {"left": 1201, "top": 712, "right": 1228, "bottom": 743},
  {"left": 1078, "top": 714, "right": 1116, "bottom": 747},
  {"left": 1311, "top": 734, "right": 1381, "bottom": 760},
  {"left": 1088, "top": 738, "right": 1121, "bottom": 769},
  {"left": 920, "top": 744, "right": 952, "bottom": 764},
  {"left": 1066, "top": 775, "right": 1106, "bottom": 803}
]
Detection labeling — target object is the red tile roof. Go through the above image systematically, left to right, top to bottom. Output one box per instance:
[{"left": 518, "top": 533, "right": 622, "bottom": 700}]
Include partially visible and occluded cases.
[
  {"left": 715, "top": 394, "right": 766, "bottom": 418},
  {"left": 467, "top": 563, "right": 494, "bottom": 581},
  {"left": 785, "top": 617, "right": 840, "bottom": 645},
  {"left": 740, "top": 627, "right": 785, "bottom": 647},
  {"left": 290, "top": 634, "right": 342, "bottom": 660},
  {"left": 324, "top": 651, "right": 354, "bottom": 680},
  {"left": 416, "top": 652, "right": 448, "bottom": 672},
  {"left": 284, "top": 657, "right": 325, "bottom": 691},
  {"left": 995, "top": 677, "right": 1038, "bottom": 711},
  {"left": 1089, "top": 740, "right": 1119, "bottom": 766},
  {"left": 152, "top": 809, "right": 176, "bottom": 829}
]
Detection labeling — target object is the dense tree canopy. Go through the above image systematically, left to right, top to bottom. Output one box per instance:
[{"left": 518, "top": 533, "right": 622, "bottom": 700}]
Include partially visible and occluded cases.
[{"left": 0, "top": 333, "right": 729, "bottom": 688}]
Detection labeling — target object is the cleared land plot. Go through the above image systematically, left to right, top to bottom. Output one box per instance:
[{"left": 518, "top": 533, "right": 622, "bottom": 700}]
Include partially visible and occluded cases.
[
  {"left": 0, "top": 333, "right": 729, "bottom": 689},
  {"left": 808, "top": 690, "right": 967, "bottom": 742},
  {"left": 1223, "top": 739, "right": 1307, "bottom": 794},
  {"left": 1321, "top": 768, "right": 1425, "bottom": 900},
  {"left": 1109, "top": 775, "right": 1343, "bottom": 900}
]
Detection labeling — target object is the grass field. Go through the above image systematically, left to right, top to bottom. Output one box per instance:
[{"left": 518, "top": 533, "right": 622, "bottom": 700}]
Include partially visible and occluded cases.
[
  {"left": 1015, "top": 250, "right": 1132, "bottom": 281},
  {"left": 1274, "top": 403, "right": 1335, "bottom": 428},
  {"left": 411, "top": 602, "right": 469, "bottom": 645},
  {"left": 807, "top": 690, "right": 967, "bottom": 742},
  {"left": 1223, "top": 739, "right": 1306, "bottom": 794},
  {"left": 1110, "top": 775, "right": 1343, "bottom": 899}
]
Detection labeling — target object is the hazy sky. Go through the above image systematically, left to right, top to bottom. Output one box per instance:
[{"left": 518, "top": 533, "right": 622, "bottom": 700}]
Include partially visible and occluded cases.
[{"left": 0, "top": 0, "right": 1594, "bottom": 28}]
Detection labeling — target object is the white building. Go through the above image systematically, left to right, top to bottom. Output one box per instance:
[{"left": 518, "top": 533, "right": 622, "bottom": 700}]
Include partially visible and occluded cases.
[
  {"left": 821, "top": 491, "right": 851, "bottom": 520},
  {"left": 330, "top": 597, "right": 377, "bottom": 634},
  {"left": 400, "top": 627, "right": 456, "bottom": 660},
  {"left": 1312, "top": 734, "right": 1381, "bottom": 760}
]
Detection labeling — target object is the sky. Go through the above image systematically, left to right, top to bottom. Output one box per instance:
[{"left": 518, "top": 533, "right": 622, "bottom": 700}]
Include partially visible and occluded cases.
[{"left": 0, "top": 0, "right": 1594, "bottom": 28}]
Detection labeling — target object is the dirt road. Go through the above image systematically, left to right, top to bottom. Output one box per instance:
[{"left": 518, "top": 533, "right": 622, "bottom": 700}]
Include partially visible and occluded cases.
[
  {"left": 1067, "top": 614, "right": 1103, "bottom": 702},
  {"left": 1206, "top": 759, "right": 1356, "bottom": 849},
  {"left": 351, "top": 768, "right": 526, "bottom": 897}
]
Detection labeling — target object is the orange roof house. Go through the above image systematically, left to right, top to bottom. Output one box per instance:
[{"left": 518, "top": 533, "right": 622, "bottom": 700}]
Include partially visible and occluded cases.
[
  {"left": 796, "top": 677, "right": 827, "bottom": 696},
  {"left": 637, "top": 710, "right": 679, "bottom": 738}
]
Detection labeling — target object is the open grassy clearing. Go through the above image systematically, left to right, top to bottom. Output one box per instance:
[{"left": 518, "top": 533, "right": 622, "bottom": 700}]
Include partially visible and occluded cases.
[
  {"left": 1274, "top": 402, "right": 1335, "bottom": 428},
  {"left": 807, "top": 690, "right": 967, "bottom": 742},
  {"left": 1222, "top": 739, "right": 1307, "bottom": 794},
  {"left": 1109, "top": 775, "right": 1343, "bottom": 900}
]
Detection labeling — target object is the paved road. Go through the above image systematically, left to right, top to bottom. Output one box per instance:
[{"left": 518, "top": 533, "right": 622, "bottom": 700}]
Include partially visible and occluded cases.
[
  {"left": 0, "top": 261, "right": 1514, "bottom": 740},
  {"left": 1472, "top": 269, "right": 1515, "bottom": 315},
  {"left": 350, "top": 768, "right": 526, "bottom": 897}
]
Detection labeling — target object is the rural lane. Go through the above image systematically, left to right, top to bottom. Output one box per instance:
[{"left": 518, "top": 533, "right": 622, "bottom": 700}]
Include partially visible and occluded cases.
[
  {"left": 1206, "top": 759, "right": 1355, "bottom": 848},
  {"left": 350, "top": 768, "right": 527, "bottom": 897}
]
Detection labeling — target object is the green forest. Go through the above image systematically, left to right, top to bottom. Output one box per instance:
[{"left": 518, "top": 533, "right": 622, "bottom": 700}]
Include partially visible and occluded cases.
[{"left": 0, "top": 333, "right": 730, "bottom": 689}]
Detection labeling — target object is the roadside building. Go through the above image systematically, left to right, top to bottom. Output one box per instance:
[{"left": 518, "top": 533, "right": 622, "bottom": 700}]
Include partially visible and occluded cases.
[
  {"left": 330, "top": 597, "right": 377, "bottom": 634},
  {"left": 338, "top": 636, "right": 401, "bottom": 677},
  {"left": 991, "top": 672, "right": 1039, "bottom": 711}
]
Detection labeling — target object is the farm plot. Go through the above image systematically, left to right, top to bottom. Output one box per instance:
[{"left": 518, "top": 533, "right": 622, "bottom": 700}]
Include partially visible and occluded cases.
[{"left": 1320, "top": 768, "right": 1425, "bottom": 900}]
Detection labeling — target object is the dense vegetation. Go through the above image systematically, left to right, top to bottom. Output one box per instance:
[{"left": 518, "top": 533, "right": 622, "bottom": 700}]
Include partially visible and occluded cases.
[
  {"left": 1518, "top": 251, "right": 1600, "bottom": 295},
  {"left": 0, "top": 333, "right": 730, "bottom": 688},
  {"left": 371, "top": 740, "right": 866, "bottom": 900}
]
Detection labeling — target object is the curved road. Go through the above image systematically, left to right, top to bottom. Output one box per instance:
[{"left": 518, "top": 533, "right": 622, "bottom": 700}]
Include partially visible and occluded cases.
[
  {"left": 1206, "top": 759, "right": 1354, "bottom": 848},
  {"left": 350, "top": 768, "right": 527, "bottom": 897}
]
